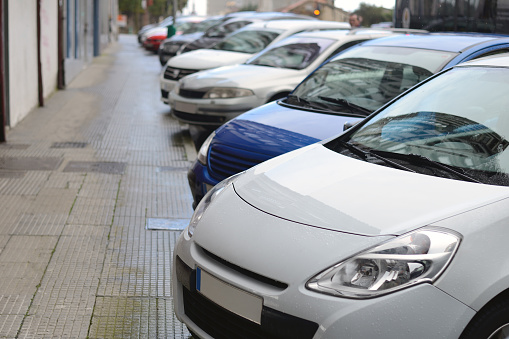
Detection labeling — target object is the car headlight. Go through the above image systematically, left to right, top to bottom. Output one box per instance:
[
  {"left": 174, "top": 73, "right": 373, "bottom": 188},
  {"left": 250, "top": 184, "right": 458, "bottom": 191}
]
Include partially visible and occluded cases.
[
  {"left": 203, "top": 88, "right": 254, "bottom": 99},
  {"left": 197, "top": 131, "right": 215, "bottom": 165},
  {"left": 187, "top": 171, "right": 243, "bottom": 237},
  {"left": 306, "top": 227, "right": 461, "bottom": 299}
]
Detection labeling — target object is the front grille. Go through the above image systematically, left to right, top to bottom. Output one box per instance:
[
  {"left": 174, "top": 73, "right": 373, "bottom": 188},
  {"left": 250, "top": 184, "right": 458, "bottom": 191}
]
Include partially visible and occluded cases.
[
  {"left": 163, "top": 66, "right": 199, "bottom": 81},
  {"left": 179, "top": 88, "right": 206, "bottom": 99},
  {"left": 173, "top": 110, "right": 226, "bottom": 124},
  {"left": 208, "top": 143, "right": 270, "bottom": 182},
  {"left": 202, "top": 247, "right": 288, "bottom": 290},
  {"left": 179, "top": 267, "right": 318, "bottom": 339},
  {"left": 183, "top": 289, "right": 319, "bottom": 339}
]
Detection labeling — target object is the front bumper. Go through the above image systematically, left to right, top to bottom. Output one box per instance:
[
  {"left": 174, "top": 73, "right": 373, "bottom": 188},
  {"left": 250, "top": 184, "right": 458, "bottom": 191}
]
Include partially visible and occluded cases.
[
  {"left": 160, "top": 78, "right": 177, "bottom": 104},
  {"left": 168, "top": 90, "right": 263, "bottom": 127},
  {"left": 187, "top": 160, "right": 218, "bottom": 209},
  {"left": 172, "top": 189, "right": 476, "bottom": 339}
]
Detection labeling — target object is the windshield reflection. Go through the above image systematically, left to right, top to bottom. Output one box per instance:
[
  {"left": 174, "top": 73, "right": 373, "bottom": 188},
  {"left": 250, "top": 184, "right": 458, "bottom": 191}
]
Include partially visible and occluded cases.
[
  {"left": 284, "top": 46, "right": 456, "bottom": 115},
  {"left": 330, "top": 66, "right": 509, "bottom": 186}
]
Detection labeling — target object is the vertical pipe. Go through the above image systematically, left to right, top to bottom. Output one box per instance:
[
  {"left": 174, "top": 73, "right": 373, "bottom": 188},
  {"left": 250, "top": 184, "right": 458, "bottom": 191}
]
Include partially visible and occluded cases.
[
  {"left": 0, "top": 0, "right": 6, "bottom": 142},
  {"left": 37, "top": 0, "right": 44, "bottom": 106},
  {"left": 58, "top": 0, "right": 65, "bottom": 89},
  {"left": 93, "top": 0, "right": 99, "bottom": 56}
]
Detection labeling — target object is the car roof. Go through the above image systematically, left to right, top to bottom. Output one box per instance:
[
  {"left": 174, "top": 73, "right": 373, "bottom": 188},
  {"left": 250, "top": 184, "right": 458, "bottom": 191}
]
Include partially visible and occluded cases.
[
  {"left": 240, "top": 19, "right": 350, "bottom": 31},
  {"left": 289, "top": 29, "right": 397, "bottom": 40},
  {"left": 361, "top": 33, "right": 509, "bottom": 52},
  {"left": 456, "top": 53, "right": 509, "bottom": 67}
]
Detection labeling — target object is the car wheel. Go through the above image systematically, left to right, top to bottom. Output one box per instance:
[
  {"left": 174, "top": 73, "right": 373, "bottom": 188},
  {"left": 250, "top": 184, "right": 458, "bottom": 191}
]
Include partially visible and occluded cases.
[
  {"left": 460, "top": 299, "right": 509, "bottom": 339},
  {"left": 188, "top": 330, "right": 200, "bottom": 338}
]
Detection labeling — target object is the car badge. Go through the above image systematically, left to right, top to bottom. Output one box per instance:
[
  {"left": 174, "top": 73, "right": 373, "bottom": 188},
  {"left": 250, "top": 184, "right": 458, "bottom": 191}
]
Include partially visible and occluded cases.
[{"left": 172, "top": 69, "right": 180, "bottom": 78}]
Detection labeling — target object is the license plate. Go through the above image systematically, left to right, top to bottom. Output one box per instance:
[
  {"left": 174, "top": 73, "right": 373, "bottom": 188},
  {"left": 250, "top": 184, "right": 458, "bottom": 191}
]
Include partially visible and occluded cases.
[
  {"left": 174, "top": 101, "right": 197, "bottom": 113},
  {"left": 196, "top": 267, "right": 263, "bottom": 324}
]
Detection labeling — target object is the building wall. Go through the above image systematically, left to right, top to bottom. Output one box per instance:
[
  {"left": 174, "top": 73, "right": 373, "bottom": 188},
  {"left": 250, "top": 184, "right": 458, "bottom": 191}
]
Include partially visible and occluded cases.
[
  {"left": 4, "top": 0, "right": 118, "bottom": 129},
  {"left": 8, "top": 0, "right": 39, "bottom": 127},
  {"left": 41, "top": 0, "right": 59, "bottom": 99}
]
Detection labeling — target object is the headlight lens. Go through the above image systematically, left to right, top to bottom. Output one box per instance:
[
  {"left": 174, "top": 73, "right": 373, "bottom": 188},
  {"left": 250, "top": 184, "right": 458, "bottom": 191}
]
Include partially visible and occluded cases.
[
  {"left": 203, "top": 88, "right": 254, "bottom": 99},
  {"left": 197, "top": 131, "right": 215, "bottom": 165},
  {"left": 187, "top": 172, "right": 242, "bottom": 237},
  {"left": 306, "top": 227, "right": 461, "bottom": 299}
]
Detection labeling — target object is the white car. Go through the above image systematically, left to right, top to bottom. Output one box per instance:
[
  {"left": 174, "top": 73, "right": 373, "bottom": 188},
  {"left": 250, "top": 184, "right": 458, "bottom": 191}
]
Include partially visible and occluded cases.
[
  {"left": 160, "top": 20, "right": 350, "bottom": 104},
  {"left": 167, "top": 29, "right": 395, "bottom": 126},
  {"left": 172, "top": 54, "right": 509, "bottom": 339}
]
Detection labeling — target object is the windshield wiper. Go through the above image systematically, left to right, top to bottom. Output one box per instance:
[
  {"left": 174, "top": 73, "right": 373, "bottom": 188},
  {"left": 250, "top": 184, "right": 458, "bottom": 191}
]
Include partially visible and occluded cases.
[
  {"left": 284, "top": 95, "right": 366, "bottom": 117},
  {"left": 286, "top": 95, "right": 332, "bottom": 110},
  {"left": 319, "top": 96, "right": 372, "bottom": 116},
  {"left": 338, "top": 141, "right": 416, "bottom": 173},
  {"left": 371, "top": 151, "right": 481, "bottom": 183}
]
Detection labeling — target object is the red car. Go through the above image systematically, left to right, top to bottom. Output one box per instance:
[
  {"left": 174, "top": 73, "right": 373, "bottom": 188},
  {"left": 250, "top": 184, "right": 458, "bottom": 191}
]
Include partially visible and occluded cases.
[{"left": 142, "top": 16, "right": 207, "bottom": 52}]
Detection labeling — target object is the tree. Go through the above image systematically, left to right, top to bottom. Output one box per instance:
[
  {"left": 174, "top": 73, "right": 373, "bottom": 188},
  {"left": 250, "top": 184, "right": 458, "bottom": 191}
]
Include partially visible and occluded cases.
[{"left": 354, "top": 2, "right": 393, "bottom": 27}]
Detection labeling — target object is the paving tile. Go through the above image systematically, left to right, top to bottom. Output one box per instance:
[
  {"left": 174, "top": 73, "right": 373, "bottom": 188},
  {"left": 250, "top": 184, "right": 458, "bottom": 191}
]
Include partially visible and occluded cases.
[{"left": 0, "top": 314, "right": 23, "bottom": 338}]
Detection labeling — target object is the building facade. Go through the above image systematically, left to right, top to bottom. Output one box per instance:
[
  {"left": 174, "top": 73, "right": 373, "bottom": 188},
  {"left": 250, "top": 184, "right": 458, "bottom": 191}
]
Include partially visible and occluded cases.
[{"left": 0, "top": 0, "right": 118, "bottom": 141}]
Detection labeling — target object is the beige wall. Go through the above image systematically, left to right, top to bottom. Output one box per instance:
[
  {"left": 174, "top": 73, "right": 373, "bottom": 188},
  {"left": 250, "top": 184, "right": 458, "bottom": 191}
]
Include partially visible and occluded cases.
[
  {"left": 8, "top": 0, "right": 39, "bottom": 127},
  {"left": 41, "top": 0, "right": 59, "bottom": 100}
]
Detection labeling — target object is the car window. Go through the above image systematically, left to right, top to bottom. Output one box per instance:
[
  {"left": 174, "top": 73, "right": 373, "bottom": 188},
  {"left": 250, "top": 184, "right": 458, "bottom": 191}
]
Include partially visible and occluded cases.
[
  {"left": 206, "top": 20, "right": 252, "bottom": 37},
  {"left": 214, "top": 30, "right": 281, "bottom": 53},
  {"left": 247, "top": 37, "right": 336, "bottom": 69},
  {"left": 326, "top": 39, "right": 369, "bottom": 59},
  {"left": 287, "top": 46, "right": 457, "bottom": 114},
  {"left": 339, "top": 67, "right": 509, "bottom": 186}
]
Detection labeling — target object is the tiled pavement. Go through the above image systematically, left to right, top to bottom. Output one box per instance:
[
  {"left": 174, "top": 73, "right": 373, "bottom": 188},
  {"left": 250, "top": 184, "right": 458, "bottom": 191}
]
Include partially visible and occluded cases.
[{"left": 0, "top": 34, "right": 195, "bottom": 338}]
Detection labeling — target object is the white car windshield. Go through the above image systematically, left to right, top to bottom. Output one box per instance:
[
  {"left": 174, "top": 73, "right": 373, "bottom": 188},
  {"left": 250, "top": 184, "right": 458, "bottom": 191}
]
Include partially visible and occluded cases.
[
  {"left": 213, "top": 30, "right": 281, "bottom": 53},
  {"left": 246, "top": 37, "right": 337, "bottom": 70},
  {"left": 287, "top": 46, "right": 457, "bottom": 114},
  {"left": 331, "top": 66, "right": 509, "bottom": 186}
]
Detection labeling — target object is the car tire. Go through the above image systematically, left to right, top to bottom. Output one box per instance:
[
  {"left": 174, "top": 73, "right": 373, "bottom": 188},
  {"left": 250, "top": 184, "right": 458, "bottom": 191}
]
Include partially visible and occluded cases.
[
  {"left": 460, "top": 299, "right": 509, "bottom": 339},
  {"left": 188, "top": 330, "right": 200, "bottom": 338}
]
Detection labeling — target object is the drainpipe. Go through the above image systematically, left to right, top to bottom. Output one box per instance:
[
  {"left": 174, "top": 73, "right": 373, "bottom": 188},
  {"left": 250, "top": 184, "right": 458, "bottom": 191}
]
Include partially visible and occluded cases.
[
  {"left": 0, "top": 0, "right": 6, "bottom": 142},
  {"left": 37, "top": 0, "right": 44, "bottom": 106},
  {"left": 57, "top": 0, "right": 65, "bottom": 89}
]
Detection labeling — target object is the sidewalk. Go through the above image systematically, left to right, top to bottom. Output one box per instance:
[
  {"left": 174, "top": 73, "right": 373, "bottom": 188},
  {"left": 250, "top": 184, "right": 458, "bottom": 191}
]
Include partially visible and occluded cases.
[{"left": 0, "top": 34, "right": 194, "bottom": 338}]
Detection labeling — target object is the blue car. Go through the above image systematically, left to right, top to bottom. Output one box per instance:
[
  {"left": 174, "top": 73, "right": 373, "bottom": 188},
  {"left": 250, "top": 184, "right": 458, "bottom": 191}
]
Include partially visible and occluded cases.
[{"left": 188, "top": 33, "right": 509, "bottom": 207}]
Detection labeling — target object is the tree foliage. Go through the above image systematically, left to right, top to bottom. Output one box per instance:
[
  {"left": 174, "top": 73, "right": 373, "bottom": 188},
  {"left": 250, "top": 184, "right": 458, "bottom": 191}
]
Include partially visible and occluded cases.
[
  {"left": 119, "top": 0, "right": 189, "bottom": 25},
  {"left": 354, "top": 2, "right": 393, "bottom": 27}
]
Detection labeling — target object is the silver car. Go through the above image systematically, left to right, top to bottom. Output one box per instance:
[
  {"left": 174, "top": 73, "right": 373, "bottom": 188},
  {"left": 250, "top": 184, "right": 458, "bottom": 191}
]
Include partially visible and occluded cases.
[{"left": 172, "top": 54, "right": 509, "bottom": 339}]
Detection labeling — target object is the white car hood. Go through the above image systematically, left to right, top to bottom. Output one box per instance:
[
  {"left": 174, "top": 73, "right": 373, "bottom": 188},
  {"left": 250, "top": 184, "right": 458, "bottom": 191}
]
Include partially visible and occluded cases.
[
  {"left": 168, "top": 49, "right": 253, "bottom": 70},
  {"left": 180, "top": 64, "right": 297, "bottom": 89},
  {"left": 233, "top": 144, "right": 509, "bottom": 236}
]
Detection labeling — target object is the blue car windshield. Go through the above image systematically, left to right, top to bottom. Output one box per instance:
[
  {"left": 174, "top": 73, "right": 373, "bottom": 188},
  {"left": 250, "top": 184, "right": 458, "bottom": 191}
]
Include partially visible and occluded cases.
[
  {"left": 288, "top": 46, "right": 457, "bottom": 114},
  {"left": 334, "top": 66, "right": 509, "bottom": 186}
]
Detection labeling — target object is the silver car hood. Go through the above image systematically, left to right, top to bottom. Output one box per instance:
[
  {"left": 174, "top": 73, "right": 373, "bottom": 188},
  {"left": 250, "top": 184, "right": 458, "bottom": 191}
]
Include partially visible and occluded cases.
[
  {"left": 167, "top": 49, "right": 253, "bottom": 70},
  {"left": 180, "top": 64, "right": 298, "bottom": 89},
  {"left": 233, "top": 144, "right": 509, "bottom": 236}
]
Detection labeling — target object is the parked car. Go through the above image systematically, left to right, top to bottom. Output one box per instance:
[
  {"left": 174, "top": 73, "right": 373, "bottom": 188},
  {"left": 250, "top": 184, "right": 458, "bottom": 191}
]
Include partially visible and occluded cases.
[
  {"left": 179, "top": 12, "right": 318, "bottom": 55},
  {"left": 137, "top": 15, "right": 173, "bottom": 44},
  {"left": 142, "top": 16, "right": 208, "bottom": 52},
  {"left": 158, "top": 16, "right": 225, "bottom": 66},
  {"left": 160, "top": 20, "right": 351, "bottom": 104},
  {"left": 166, "top": 29, "right": 398, "bottom": 126},
  {"left": 187, "top": 33, "right": 509, "bottom": 207},
  {"left": 173, "top": 53, "right": 509, "bottom": 339}
]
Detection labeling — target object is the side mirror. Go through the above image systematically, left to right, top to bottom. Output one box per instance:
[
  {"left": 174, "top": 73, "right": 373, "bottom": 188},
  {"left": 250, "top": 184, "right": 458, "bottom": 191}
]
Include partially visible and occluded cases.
[{"left": 343, "top": 121, "right": 359, "bottom": 131}]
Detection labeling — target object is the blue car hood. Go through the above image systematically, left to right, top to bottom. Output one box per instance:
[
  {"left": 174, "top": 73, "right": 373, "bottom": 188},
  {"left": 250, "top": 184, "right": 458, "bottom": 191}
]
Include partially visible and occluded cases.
[{"left": 213, "top": 101, "right": 365, "bottom": 157}]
